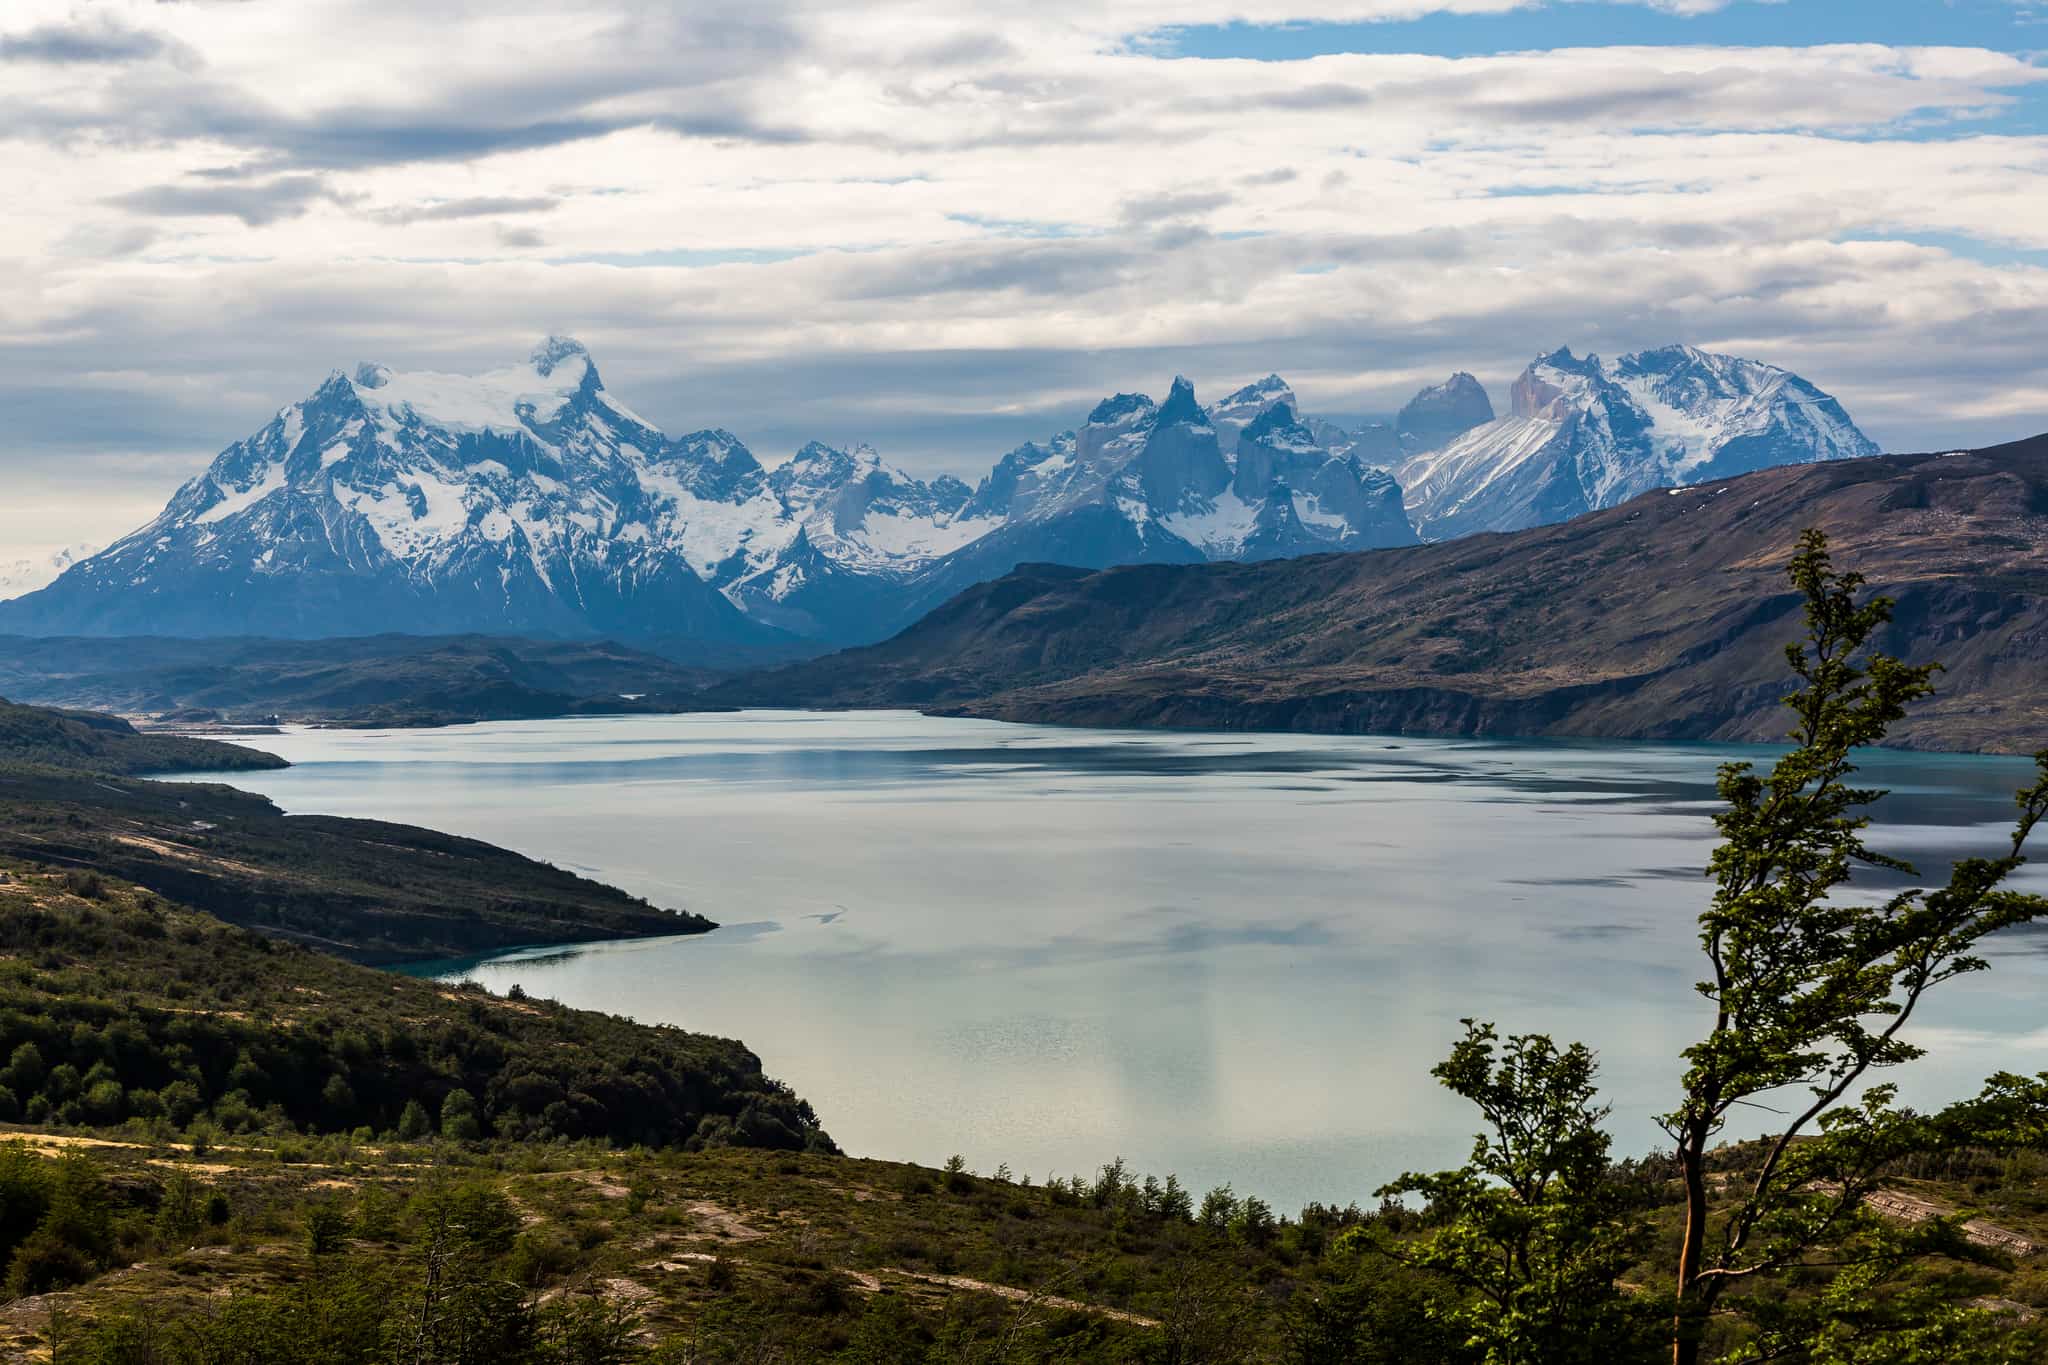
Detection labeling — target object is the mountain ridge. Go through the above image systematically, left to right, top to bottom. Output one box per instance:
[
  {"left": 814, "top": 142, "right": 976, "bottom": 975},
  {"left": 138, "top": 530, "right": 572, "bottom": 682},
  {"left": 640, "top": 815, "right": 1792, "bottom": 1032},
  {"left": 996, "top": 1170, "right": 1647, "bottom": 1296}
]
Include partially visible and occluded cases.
[
  {"left": 1, "top": 338, "right": 1877, "bottom": 651},
  {"left": 714, "top": 434, "right": 2048, "bottom": 754}
]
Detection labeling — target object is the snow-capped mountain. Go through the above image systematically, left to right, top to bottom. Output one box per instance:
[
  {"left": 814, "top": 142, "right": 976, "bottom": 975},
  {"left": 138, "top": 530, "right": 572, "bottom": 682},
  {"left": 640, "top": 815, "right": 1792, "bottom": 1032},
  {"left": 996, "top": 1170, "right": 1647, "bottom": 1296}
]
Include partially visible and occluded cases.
[
  {"left": 0, "top": 337, "right": 1877, "bottom": 652},
  {"left": 0, "top": 340, "right": 1007, "bottom": 647},
  {"left": 0, "top": 341, "right": 765, "bottom": 644},
  {"left": 1395, "top": 345, "right": 1878, "bottom": 541},
  {"left": 900, "top": 374, "right": 1420, "bottom": 620},
  {"left": 1207, "top": 374, "right": 1297, "bottom": 452},
  {"left": 1230, "top": 404, "right": 1410, "bottom": 560},
  {"left": 0, "top": 545, "right": 96, "bottom": 603}
]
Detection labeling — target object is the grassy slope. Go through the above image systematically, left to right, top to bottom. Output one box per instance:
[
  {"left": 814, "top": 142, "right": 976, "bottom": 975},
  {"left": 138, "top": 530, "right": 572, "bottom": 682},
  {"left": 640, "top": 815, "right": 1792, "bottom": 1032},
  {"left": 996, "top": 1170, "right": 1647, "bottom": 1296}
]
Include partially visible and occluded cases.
[
  {"left": 0, "top": 1114, "right": 2041, "bottom": 1362},
  {"left": 0, "top": 1140, "right": 1235, "bottom": 1364}
]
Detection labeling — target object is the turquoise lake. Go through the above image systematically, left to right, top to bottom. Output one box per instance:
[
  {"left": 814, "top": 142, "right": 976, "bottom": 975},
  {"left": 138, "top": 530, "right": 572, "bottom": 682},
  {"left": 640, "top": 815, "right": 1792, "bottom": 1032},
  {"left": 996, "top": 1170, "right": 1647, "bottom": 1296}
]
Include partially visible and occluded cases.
[{"left": 210, "top": 711, "right": 2048, "bottom": 1214}]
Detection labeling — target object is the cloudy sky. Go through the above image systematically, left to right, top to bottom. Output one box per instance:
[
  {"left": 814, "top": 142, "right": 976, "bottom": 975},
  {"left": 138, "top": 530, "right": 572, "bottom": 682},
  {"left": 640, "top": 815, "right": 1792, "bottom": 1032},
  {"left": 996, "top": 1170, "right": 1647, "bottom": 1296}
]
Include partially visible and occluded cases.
[{"left": 3, "top": 0, "right": 2045, "bottom": 562}]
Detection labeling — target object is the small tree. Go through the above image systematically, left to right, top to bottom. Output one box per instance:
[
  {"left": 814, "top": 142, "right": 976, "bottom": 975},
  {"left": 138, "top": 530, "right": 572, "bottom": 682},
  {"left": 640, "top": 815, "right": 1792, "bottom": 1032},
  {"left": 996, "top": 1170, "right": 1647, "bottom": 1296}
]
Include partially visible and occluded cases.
[
  {"left": 1662, "top": 531, "right": 2048, "bottom": 1362},
  {"left": 1377, "top": 1023, "right": 1661, "bottom": 1362},
  {"left": 2, "top": 1043, "right": 45, "bottom": 1096},
  {"left": 321, "top": 1073, "right": 356, "bottom": 1121},
  {"left": 439, "top": 1089, "right": 481, "bottom": 1143},
  {"left": 395, "top": 1098, "right": 432, "bottom": 1141},
  {"left": 155, "top": 1171, "right": 205, "bottom": 1245},
  {"left": 1198, "top": 1184, "right": 1240, "bottom": 1232},
  {"left": 1229, "top": 1193, "right": 1277, "bottom": 1249},
  {"left": 306, "top": 1200, "right": 353, "bottom": 1256}
]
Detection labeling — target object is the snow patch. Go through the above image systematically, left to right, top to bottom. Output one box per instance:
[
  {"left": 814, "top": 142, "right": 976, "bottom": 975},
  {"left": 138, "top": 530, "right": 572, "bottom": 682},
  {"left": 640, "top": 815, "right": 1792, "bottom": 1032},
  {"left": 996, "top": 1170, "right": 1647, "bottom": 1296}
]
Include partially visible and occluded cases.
[
  {"left": 354, "top": 349, "right": 589, "bottom": 438},
  {"left": 196, "top": 464, "right": 279, "bottom": 524},
  {"left": 1162, "top": 488, "right": 1259, "bottom": 556}
]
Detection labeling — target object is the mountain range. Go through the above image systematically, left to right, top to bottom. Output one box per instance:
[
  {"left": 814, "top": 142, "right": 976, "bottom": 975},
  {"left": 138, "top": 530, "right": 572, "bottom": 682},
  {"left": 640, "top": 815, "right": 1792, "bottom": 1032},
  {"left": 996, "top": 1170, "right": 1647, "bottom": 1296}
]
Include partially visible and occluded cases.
[
  {"left": 0, "top": 337, "right": 1878, "bottom": 653},
  {"left": 719, "top": 434, "right": 2048, "bottom": 754},
  {"left": 0, "top": 545, "right": 96, "bottom": 603}
]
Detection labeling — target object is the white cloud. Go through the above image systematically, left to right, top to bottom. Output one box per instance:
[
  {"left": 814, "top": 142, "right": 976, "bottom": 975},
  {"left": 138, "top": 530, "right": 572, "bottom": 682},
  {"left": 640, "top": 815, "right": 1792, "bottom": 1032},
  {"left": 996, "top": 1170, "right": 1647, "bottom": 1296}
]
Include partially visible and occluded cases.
[{"left": 0, "top": 0, "right": 2044, "bottom": 557}]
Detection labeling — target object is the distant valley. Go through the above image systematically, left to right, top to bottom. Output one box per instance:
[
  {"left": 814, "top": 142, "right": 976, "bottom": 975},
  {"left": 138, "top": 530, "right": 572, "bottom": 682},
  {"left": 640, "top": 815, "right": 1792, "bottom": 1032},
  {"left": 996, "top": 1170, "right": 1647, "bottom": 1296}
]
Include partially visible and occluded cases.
[
  {"left": 0, "top": 337, "right": 1876, "bottom": 654},
  {"left": 0, "top": 633, "right": 732, "bottom": 728}
]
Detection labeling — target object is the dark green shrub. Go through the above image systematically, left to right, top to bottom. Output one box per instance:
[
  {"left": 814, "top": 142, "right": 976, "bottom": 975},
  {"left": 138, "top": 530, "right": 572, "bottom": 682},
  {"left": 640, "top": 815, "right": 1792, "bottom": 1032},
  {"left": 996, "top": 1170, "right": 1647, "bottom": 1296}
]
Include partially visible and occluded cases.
[{"left": 305, "top": 1202, "right": 351, "bottom": 1256}]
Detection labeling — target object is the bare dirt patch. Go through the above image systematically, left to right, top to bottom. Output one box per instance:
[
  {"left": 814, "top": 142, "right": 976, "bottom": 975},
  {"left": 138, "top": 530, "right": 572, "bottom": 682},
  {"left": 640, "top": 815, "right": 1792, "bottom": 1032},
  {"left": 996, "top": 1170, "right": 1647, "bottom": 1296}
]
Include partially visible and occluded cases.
[
  {"left": 680, "top": 1200, "right": 766, "bottom": 1241},
  {"left": 883, "top": 1271, "right": 1160, "bottom": 1328}
]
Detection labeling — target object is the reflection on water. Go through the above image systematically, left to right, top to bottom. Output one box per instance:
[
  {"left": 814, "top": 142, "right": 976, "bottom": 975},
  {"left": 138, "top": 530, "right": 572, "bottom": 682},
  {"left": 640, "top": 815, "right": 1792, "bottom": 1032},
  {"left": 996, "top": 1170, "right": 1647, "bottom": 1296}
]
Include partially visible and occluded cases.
[{"left": 206, "top": 711, "right": 2048, "bottom": 1214}]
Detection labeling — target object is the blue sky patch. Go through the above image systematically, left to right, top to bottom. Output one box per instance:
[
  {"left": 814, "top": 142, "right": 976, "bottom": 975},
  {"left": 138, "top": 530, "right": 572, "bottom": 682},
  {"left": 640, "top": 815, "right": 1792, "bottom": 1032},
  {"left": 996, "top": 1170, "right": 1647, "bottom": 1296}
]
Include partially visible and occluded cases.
[{"left": 1155, "top": 2, "right": 2043, "bottom": 62}]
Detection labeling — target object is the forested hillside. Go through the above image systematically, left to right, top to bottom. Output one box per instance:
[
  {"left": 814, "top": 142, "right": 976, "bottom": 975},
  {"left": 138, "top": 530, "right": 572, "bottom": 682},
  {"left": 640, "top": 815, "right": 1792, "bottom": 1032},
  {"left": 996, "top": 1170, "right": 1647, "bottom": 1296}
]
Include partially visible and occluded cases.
[{"left": 0, "top": 863, "right": 825, "bottom": 1154}]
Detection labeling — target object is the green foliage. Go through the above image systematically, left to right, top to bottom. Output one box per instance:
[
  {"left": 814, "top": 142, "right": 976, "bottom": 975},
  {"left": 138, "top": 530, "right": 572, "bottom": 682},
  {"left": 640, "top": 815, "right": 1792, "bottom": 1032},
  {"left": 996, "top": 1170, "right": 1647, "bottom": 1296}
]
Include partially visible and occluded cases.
[
  {"left": 0, "top": 706, "right": 708, "bottom": 965},
  {"left": 1376, "top": 1022, "right": 1661, "bottom": 1362},
  {"left": 440, "top": 1088, "right": 483, "bottom": 1143},
  {"left": 398, "top": 1099, "right": 433, "bottom": 1141},
  {"left": 0, "top": 1142, "right": 54, "bottom": 1268},
  {"left": 4, "top": 1152, "right": 114, "bottom": 1299},
  {"left": 37, "top": 1167, "right": 643, "bottom": 1364},
  {"left": 156, "top": 1172, "right": 205, "bottom": 1246},
  {"left": 1199, "top": 1184, "right": 1239, "bottom": 1232},
  {"left": 307, "top": 1200, "right": 353, "bottom": 1256},
  {"left": 1284, "top": 1260, "right": 1474, "bottom": 1365}
]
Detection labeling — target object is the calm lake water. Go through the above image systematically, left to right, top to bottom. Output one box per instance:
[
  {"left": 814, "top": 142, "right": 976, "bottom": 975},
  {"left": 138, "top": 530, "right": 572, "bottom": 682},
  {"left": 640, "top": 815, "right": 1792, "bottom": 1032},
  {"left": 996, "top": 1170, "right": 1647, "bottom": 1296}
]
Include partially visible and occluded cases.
[{"left": 207, "top": 711, "right": 2048, "bottom": 1214}]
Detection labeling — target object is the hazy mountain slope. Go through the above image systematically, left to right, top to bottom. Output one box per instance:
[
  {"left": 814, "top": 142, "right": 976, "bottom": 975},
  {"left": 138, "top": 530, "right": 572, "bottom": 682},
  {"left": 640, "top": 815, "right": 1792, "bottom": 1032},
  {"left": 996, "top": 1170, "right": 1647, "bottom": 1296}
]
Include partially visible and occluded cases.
[
  {"left": 723, "top": 435, "right": 2048, "bottom": 753},
  {"left": 0, "top": 634, "right": 723, "bottom": 725}
]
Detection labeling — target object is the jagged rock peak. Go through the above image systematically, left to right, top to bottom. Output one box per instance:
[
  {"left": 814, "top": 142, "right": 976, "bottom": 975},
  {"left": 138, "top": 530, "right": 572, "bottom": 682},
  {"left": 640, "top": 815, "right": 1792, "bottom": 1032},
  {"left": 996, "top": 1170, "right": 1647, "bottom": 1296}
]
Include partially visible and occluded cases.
[
  {"left": 0, "top": 337, "right": 1874, "bottom": 651},
  {"left": 1400, "top": 342, "right": 1880, "bottom": 543},
  {"left": 1510, "top": 350, "right": 1592, "bottom": 419},
  {"left": 1397, "top": 372, "right": 1495, "bottom": 447},
  {"left": 1153, "top": 375, "right": 1206, "bottom": 428},
  {"left": 1242, "top": 401, "right": 1300, "bottom": 442}
]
